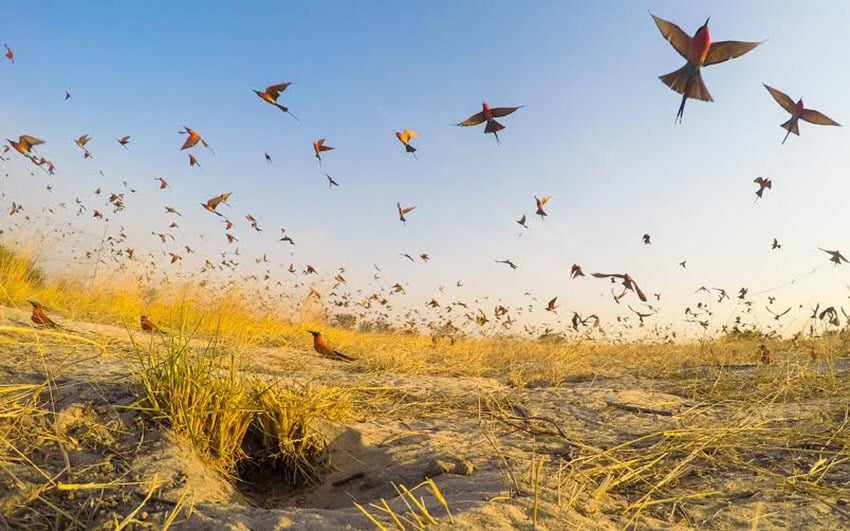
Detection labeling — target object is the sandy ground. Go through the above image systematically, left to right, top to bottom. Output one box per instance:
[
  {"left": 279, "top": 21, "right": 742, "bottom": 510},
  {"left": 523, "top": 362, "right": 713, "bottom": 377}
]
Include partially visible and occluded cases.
[{"left": 2, "top": 307, "right": 850, "bottom": 530}]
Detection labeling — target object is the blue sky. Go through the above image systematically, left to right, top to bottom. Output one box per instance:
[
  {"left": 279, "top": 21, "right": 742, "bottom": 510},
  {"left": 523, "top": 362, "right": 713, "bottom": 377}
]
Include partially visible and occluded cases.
[{"left": 2, "top": 1, "right": 849, "bottom": 336}]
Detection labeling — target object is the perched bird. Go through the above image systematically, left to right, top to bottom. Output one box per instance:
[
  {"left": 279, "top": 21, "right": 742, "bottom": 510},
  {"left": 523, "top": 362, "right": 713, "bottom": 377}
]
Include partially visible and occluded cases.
[
  {"left": 651, "top": 14, "right": 761, "bottom": 122},
  {"left": 253, "top": 82, "right": 298, "bottom": 119},
  {"left": 763, "top": 84, "right": 840, "bottom": 144},
  {"left": 457, "top": 102, "right": 522, "bottom": 144},
  {"left": 395, "top": 129, "right": 418, "bottom": 156},
  {"left": 313, "top": 139, "right": 334, "bottom": 163},
  {"left": 753, "top": 177, "right": 771, "bottom": 200},
  {"left": 535, "top": 195, "right": 551, "bottom": 219},
  {"left": 397, "top": 202, "right": 415, "bottom": 223},
  {"left": 642, "top": 234, "right": 651, "bottom": 245},
  {"left": 819, "top": 248, "right": 849, "bottom": 265},
  {"left": 570, "top": 264, "right": 585, "bottom": 278},
  {"left": 592, "top": 272, "right": 648, "bottom": 302},
  {"left": 29, "top": 301, "right": 58, "bottom": 328},
  {"left": 140, "top": 315, "right": 161, "bottom": 332},
  {"left": 308, "top": 330, "right": 355, "bottom": 361},
  {"left": 758, "top": 343, "right": 773, "bottom": 365}
]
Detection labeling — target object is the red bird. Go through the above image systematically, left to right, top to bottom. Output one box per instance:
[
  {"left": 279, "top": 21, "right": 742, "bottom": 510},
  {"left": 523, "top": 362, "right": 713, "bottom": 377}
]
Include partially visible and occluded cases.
[
  {"left": 651, "top": 14, "right": 761, "bottom": 122},
  {"left": 4, "top": 44, "right": 13, "bottom": 64},
  {"left": 253, "top": 82, "right": 298, "bottom": 120},
  {"left": 763, "top": 84, "right": 840, "bottom": 145},
  {"left": 457, "top": 102, "right": 522, "bottom": 144},
  {"left": 313, "top": 138, "right": 334, "bottom": 163},
  {"left": 753, "top": 177, "right": 771, "bottom": 200},
  {"left": 535, "top": 195, "right": 551, "bottom": 219},
  {"left": 397, "top": 202, "right": 415, "bottom": 223},
  {"left": 570, "top": 264, "right": 585, "bottom": 279},
  {"left": 592, "top": 272, "right": 648, "bottom": 303},
  {"left": 308, "top": 330, "right": 355, "bottom": 362}
]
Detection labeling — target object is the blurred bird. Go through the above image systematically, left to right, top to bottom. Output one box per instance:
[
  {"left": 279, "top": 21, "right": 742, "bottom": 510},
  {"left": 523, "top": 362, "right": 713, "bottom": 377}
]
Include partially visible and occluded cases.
[
  {"left": 651, "top": 14, "right": 761, "bottom": 122},
  {"left": 4, "top": 44, "right": 13, "bottom": 64},
  {"left": 253, "top": 82, "right": 298, "bottom": 120},
  {"left": 763, "top": 84, "right": 840, "bottom": 144},
  {"left": 64, "top": 91, "right": 72, "bottom": 100},
  {"left": 457, "top": 102, "right": 522, "bottom": 144},
  {"left": 395, "top": 129, "right": 418, "bottom": 157},
  {"left": 75, "top": 134, "right": 92, "bottom": 158},
  {"left": 7, "top": 135, "right": 44, "bottom": 161},
  {"left": 117, "top": 136, "right": 131, "bottom": 149},
  {"left": 313, "top": 139, "right": 334, "bottom": 163},
  {"left": 188, "top": 154, "right": 200, "bottom": 168},
  {"left": 326, "top": 173, "right": 340, "bottom": 189},
  {"left": 155, "top": 177, "right": 168, "bottom": 189},
  {"left": 753, "top": 177, "right": 771, "bottom": 200},
  {"left": 202, "top": 192, "right": 231, "bottom": 216},
  {"left": 535, "top": 195, "right": 551, "bottom": 219},
  {"left": 397, "top": 203, "right": 415, "bottom": 223},
  {"left": 516, "top": 214, "right": 528, "bottom": 229},
  {"left": 642, "top": 234, "right": 651, "bottom": 245},
  {"left": 771, "top": 238, "right": 781, "bottom": 250},
  {"left": 819, "top": 248, "right": 849, "bottom": 265},
  {"left": 495, "top": 259, "right": 518, "bottom": 270},
  {"left": 570, "top": 264, "right": 585, "bottom": 278},
  {"left": 592, "top": 272, "right": 648, "bottom": 302},
  {"left": 545, "top": 297, "right": 558, "bottom": 313},
  {"left": 29, "top": 301, "right": 58, "bottom": 328},
  {"left": 140, "top": 315, "right": 161, "bottom": 332},
  {"left": 308, "top": 330, "right": 355, "bottom": 361},
  {"left": 758, "top": 343, "right": 773, "bottom": 364}
]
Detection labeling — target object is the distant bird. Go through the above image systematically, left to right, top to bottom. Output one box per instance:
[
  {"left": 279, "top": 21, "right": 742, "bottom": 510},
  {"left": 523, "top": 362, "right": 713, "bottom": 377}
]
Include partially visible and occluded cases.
[
  {"left": 651, "top": 14, "right": 762, "bottom": 122},
  {"left": 4, "top": 44, "right": 13, "bottom": 64},
  {"left": 253, "top": 82, "right": 298, "bottom": 120},
  {"left": 763, "top": 84, "right": 840, "bottom": 144},
  {"left": 64, "top": 91, "right": 72, "bottom": 100},
  {"left": 457, "top": 102, "right": 522, "bottom": 144},
  {"left": 179, "top": 126, "right": 209, "bottom": 151},
  {"left": 395, "top": 129, "right": 418, "bottom": 157},
  {"left": 75, "top": 134, "right": 92, "bottom": 158},
  {"left": 117, "top": 136, "right": 131, "bottom": 149},
  {"left": 313, "top": 139, "right": 334, "bottom": 163},
  {"left": 188, "top": 154, "right": 200, "bottom": 168},
  {"left": 326, "top": 173, "right": 340, "bottom": 189},
  {"left": 155, "top": 177, "right": 168, "bottom": 189},
  {"left": 753, "top": 177, "right": 771, "bottom": 200},
  {"left": 202, "top": 192, "right": 231, "bottom": 216},
  {"left": 535, "top": 195, "right": 551, "bottom": 219},
  {"left": 397, "top": 202, "right": 415, "bottom": 223},
  {"left": 516, "top": 214, "right": 528, "bottom": 229},
  {"left": 642, "top": 234, "right": 651, "bottom": 245},
  {"left": 771, "top": 238, "right": 781, "bottom": 250},
  {"left": 819, "top": 248, "right": 849, "bottom": 265},
  {"left": 419, "top": 253, "right": 430, "bottom": 262},
  {"left": 495, "top": 259, "right": 518, "bottom": 270},
  {"left": 679, "top": 260, "right": 687, "bottom": 269},
  {"left": 570, "top": 264, "right": 585, "bottom": 278},
  {"left": 592, "top": 272, "right": 648, "bottom": 302},
  {"left": 545, "top": 297, "right": 558, "bottom": 313},
  {"left": 29, "top": 301, "right": 58, "bottom": 328},
  {"left": 765, "top": 306, "right": 791, "bottom": 320},
  {"left": 140, "top": 315, "right": 161, "bottom": 332},
  {"left": 308, "top": 330, "right": 355, "bottom": 361},
  {"left": 758, "top": 343, "right": 773, "bottom": 365}
]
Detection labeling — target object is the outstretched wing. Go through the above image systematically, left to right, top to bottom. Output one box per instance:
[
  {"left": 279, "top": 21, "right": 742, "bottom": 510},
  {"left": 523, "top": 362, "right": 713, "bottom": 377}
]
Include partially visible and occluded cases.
[
  {"left": 650, "top": 14, "right": 691, "bottom": 60},
  {"left": 703, "top": 40, "right": 762, "bottom": 66},
  {"left": 265, "top": 82, "right": 291, "bottom": 99},
  {"left": 763, "top": 84, "right": 796, "bottom": 114},
  {"left": 490, "top": 106, "right": 522, "bottom": 118},
  {"left": 800, "top": 109, "right": 840, "bottom": 127},
  {"left": 457, "top": 111, "right": 486, "bottom": 127},
  {"left": 592, "top": 273, "right": 621, "bottom": 279},
  {"left": 631, "top": 280, "right": 648, "bottom": 302}
]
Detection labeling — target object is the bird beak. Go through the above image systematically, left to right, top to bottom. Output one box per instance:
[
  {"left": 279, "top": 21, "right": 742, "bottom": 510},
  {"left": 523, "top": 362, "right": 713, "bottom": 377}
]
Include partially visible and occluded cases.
[{"left": 703, "top": 17, "right": 710, "bottom": 27}]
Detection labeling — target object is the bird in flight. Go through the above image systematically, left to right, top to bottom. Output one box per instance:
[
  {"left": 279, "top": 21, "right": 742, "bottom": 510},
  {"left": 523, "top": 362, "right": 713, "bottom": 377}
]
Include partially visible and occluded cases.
[
  {"left": 651, "top": 14, "right": 761, "bottom": 122},
  {"left": 4, "top": 44, "right": 13, "bottom": 64},
  {"left": 253, "top": 82, "right": 298, "bottom": 120},
  {"left": 763, "top": 84, "right": 840, "bottom": 144},
  {"left": 457, "top": 102, "right": 522, "bottom": 144},
  {"left": 179, "top": 126, "right": 211, "bottom": 152},
  {"left": 396, "top": 129, "right": 418, "bottom": 157},
  {"left": 75, "top": 134, "right": 92, "bottom": 158},
  {"left": 7, "top": 135, "right": 44, "bottom": 161},
  {"left": 117, "top": 136, "right": 131, "bottom": 149},
  {"left": 313, "top": 138, "right": 334, "bottom": 163},
  {"left": 326, "top": 173, "right": 340, "bottom": 189},
  {"left": 753, "top": 177, "right": 772, "bottom": 200},
  {"left": 202, "top": 192, "right": 231, "bottom": 216},
  {"left": 535, "top": 195, "right": 551, "bottom": 219},
  {"left": 397, "top": 202, "right": 415, "bottom": 223},
  {"left": 516, "top": 214, "right": 528, "bottom": 229},
  {"left": 642, "top": 234, "right": 651, "bottom": 245},
  {"left": 771, "top": 238, "right": 781, "bottom": 250},
  {"left": 820, "top": 248, "right": 849, "bottom": 265},
  {"left": 495, "top": 259, "right": 518, "bottom": 270},
  {"left": 570, "top": 264, "right": 585, "bottom": 278},
  {"left": 592, "top": 272, "right": 648, "bottom": 302},
  {"left": 545, "top": 297, "right": 558, "bottom": 313},
  {"left": 308, "top": 330, "right": 355, "bottom": 362}
]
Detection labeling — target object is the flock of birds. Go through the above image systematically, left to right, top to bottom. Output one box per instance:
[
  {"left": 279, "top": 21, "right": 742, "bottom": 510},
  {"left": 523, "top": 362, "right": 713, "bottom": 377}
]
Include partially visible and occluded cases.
[{"left": 4, "top": 14, "right": 850, "bottom": 354}]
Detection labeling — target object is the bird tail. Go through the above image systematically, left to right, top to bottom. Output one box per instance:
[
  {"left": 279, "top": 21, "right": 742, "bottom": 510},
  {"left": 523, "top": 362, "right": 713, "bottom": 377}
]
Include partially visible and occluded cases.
[
  {"left": 659, "top": 65, "right": 712, "bottom": 123},
  {"left": 274, "top": 102, "right": 289, "bottom": 113},
  {"left": 484, "top": 118, "right": 505, "bottom": 135},
  {"left": 780, "top": 118, "right": 799, "bottom": 145},
  {"left": 405, "top": 144, "right": 417, "bottom": 154},
  {"left": 536, "top": 208, "right": 547, "bottom": 217},
  {"left": 333, "top": 350, "right": 355, "bottom": 362}
]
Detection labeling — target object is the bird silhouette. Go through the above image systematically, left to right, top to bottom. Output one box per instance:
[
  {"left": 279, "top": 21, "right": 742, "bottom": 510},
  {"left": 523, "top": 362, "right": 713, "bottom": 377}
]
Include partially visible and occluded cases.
[
  {"left": 763, "top": 84, "right": 840, "bottom": 144},
  {"left": 457, "top": 102, "right": 522, "bottom": 144}
]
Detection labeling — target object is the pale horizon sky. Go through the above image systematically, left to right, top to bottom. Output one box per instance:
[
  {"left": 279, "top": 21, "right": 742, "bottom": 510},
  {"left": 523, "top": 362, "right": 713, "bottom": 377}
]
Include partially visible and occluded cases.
[{"left": 1, "top": 1, "right": 849, "bottom": 338}]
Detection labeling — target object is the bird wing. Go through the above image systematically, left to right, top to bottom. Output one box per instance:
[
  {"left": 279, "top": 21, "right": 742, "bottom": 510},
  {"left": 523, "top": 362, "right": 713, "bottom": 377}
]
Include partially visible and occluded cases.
[
  {"left": 650, "top": 14, "right": 691, "bottom": 60},
  {"left": 703, "top": 40, "right": 762, "bottom": 66},
  {"left": 265, "top": 82, "right": 291, "bottom": 99},
  {"left": 763, "top": 84, "right": 797, "bottom": 114},
  {"left": 489, "top": 106, "right": 522, "bottom": 118},
  {"left": 800, "top": 109, "right": 840, "bottom": 126},
  {"left": 457, "top": 111, "right": 486, "bottom": 127},
  {"left": 19, "top": 135, "right": 44, "bottom": 147},
  {"left": 181, "top": 136, "right": 199, "bottom": 150},
  {"left": 592, "top": 273, "right": 622, "bottom": 279},
  {"left": 631, "top": 280, "right": 648, "bottom": 302}
]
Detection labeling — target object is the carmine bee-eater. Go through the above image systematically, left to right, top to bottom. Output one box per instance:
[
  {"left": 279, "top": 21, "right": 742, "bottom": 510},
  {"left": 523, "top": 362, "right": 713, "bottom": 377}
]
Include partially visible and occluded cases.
[
  {"left": 651, "top": 14, "right": 762, "bottom": 122},
  {"left": 253, "top": 82, "right": 298, "bottom": 120},
  {"left": 763, "top": 84, "right": 840, "bottom": 144},
  {"left": 457, "top": 102, "right": 522, "bottom": 144},
  {"left": 395, "top": 129, "right": 418, "bottom": 157},
  {"left": 7, "top": 135, "right": 44, "bottom": 161},
  {"left": 313, "top": 138, "right": 334, "bottom": 163},
  {"left": 753, "top": 177, "right": 771, "bottom": 200},
  {"left": 535, "top": 195, "right": 551, "bottom": 219},
  {"left": 397, "top": 202, "right": 415, "bottom": 223},
  {"left": 29, "top": 301, "right": 58, "bottom": 328},
  {"left": 308, "top": 330, "right": 355, "bottom": 362}
]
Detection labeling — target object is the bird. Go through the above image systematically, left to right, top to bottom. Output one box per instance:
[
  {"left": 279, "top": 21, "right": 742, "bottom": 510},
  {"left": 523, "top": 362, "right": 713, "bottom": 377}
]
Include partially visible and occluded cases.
[
  {"left": 651, "top": 14, "right": 762, "bottom": 122},
  {"left": 4, "top": 44, "right": 13, "bottom": 64},
  {"left": 253, "top": 82, "right": 298, "bottom": 120},
  {"left": 763, "top": 84, "right": 840, "bottom": 144},
  {"left": 64, "top": 90, "right": 72, "bottom": 100},
  {"left": 457, "top": 102, "right": 522, "bottom": 144},
  {"left": 179, "top": 126, "right": 210, "bottom": 151},
  {"left": 396, "top": 129, "right": 418, "bottom": 157},
  {"left": 75, "top": 134, "right": 93, "bottom": 158},
  {"left": 7, "top": 135, "right": 44, "bottom": 161},
  {"left": 117, "top": 136, "right": 131, "bottom": 149},
  {"left": 313, "top": 139, "right": 334, "bottom": 163},
  {"left": 264, "top": 152, "right": 272, "bottom": 164},
  {"left": 188, "top": 154, "right": 201, "bottom": 168},
  {"left": 326, "top": 174, "right": 340, "bottom": 189},
  {"left": 155, "top": 177, "right": 168, "bottom": 189},
  {"left": 753, "top": 177, "right": 771, "bottom": 200},
  {"left": 202, "top": 192, "right": 231, "bottom": 216},
  {"left": 535, "top": 195, "right": 551, "bottom": 219},
  {"left": 397, "top": 203, "right": 415, "bottom": 223},
  {"left": 516, "top": 214, "right": 528, "bottom": 229},
  {"left": 642, "top": 234, "right": 651, "bottom": 245},
  {"left": 771, "top": 238, "right": 781, "bottom": 250},
  {"left": 819, "top": 248, "right": 849, "bottom": 265},
  {"left": 495, "top": 259, "right": 518, "bottom": 270},
  {"left": 679, "top": 260, "right": 687, "bottom": 269},
  {"left": 570, "top": 264, "right": 585, "bottom": 278},
  {"left": 592, "top": 273, "right": 648, "bottom": 302},
  {"left": 545, "top": 297, "right": 558, "bottom": 313},
  {"left": 29, "top": 301, "right": 58, "bottom": 328},
  {"left": 765, "top": 306, "right": 791, "bottom": 320},
  {"left": 140, "top": 315, "right": 161, "bottom": 332},
  {"left": 307, "top": 330, "right": 355, "bottom": 361},
  {"left": 758, "top": 344, "right": 773, "bottom": 365}
]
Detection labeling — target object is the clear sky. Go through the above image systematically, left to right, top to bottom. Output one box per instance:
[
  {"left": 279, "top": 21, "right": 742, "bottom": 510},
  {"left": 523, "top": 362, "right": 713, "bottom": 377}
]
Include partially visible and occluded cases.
[{"left": 2, "top": 1, "right": 850, "bottom": 338}]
